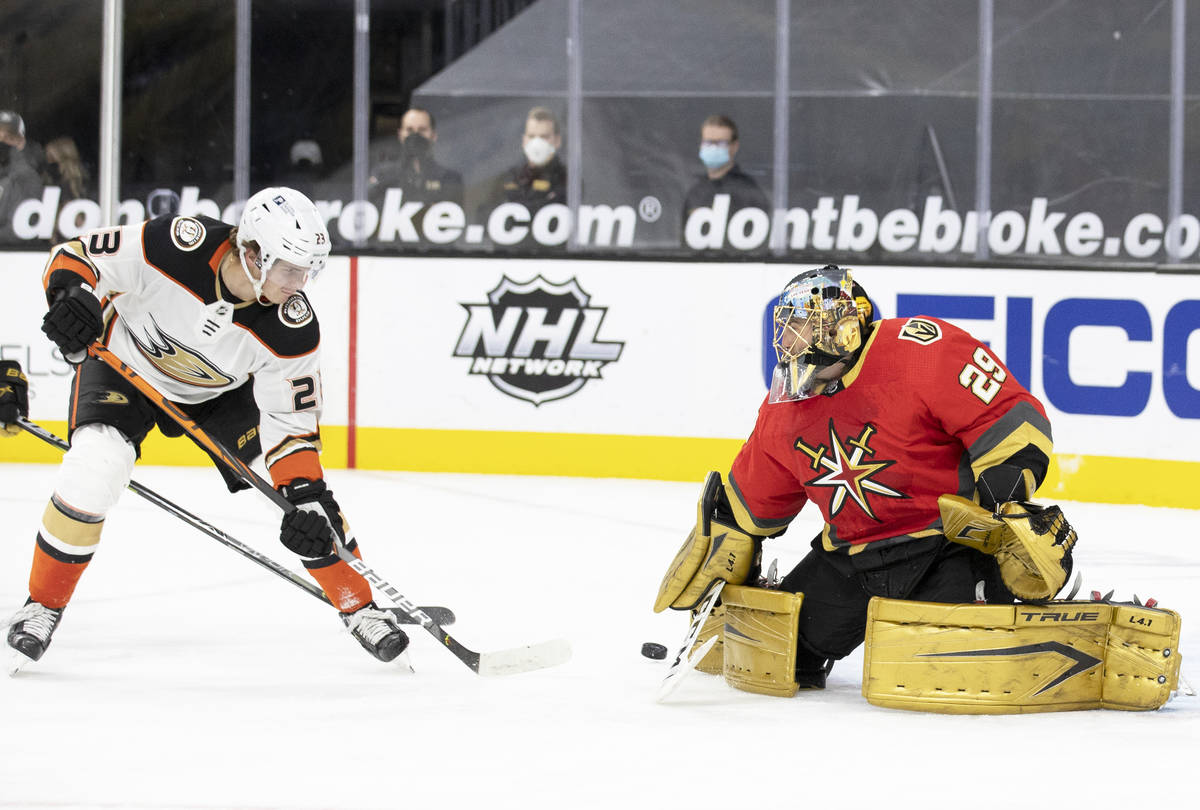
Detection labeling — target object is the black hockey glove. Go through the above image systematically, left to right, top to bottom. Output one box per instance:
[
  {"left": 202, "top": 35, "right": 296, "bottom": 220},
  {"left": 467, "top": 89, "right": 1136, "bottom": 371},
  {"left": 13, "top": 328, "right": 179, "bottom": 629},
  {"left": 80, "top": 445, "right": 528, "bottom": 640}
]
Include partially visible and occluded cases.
[
  {"left": 42, "top": 283, "right": 103, "bottom": 363},
  {"left": 0, "top": 360, "right": 30, "bottom": 437},
  {"left": 975, "top": 464, "right": 1031, "bottom": 511},
  {"left": 279, "top": 478, "right": 345, "bottom": 558}
]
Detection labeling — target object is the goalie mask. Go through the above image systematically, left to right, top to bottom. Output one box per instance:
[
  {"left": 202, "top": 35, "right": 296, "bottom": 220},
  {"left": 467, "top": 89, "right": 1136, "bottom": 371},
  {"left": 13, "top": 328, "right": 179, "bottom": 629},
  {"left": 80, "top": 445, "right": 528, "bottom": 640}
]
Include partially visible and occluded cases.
[
  {"left": 237, "top": 187, "right": 330, "bottom": 302},
  {"left": 769, "top": 265, "right": 873, "bottom": 402}
]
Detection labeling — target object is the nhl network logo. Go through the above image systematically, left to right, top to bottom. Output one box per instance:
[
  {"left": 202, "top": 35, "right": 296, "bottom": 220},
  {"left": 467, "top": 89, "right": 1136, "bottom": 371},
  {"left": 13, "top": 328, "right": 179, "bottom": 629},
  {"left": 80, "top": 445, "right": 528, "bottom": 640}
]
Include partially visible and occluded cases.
[{"left": 453, "top": 275, "right": 625, "bottom": 405}]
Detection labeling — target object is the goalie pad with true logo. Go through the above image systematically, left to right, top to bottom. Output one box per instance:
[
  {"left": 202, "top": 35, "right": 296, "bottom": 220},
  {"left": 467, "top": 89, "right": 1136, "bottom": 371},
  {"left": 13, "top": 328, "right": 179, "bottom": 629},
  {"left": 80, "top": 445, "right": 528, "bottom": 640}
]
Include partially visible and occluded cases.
[
  {"left": 938, "top": 495, "right": 1078, "bottom": 601},
  {"left": 721, "top": 585, "right": 805, "bottom": 697},
  {"left": 862, "top": 597, "right": 1182, "bottom": 713}
]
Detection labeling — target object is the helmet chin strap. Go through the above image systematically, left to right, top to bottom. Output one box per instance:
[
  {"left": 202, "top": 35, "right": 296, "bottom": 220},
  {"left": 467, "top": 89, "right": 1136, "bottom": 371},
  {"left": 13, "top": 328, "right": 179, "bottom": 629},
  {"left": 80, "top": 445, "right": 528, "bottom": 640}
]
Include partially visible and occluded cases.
[{"left": 239, "top": 249, "right": 270, "bottom": 303}]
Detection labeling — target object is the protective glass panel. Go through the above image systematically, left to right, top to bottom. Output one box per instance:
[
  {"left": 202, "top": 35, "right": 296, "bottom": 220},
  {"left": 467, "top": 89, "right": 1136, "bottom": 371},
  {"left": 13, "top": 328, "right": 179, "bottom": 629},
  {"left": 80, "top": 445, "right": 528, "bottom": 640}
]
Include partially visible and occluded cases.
[
  {"left": 409, "top": 0, "right": 777, "bottom": 256},
  {"left": 786, "top": 0, "right": 978, "bottom": 263},
  {"left": 990, "top": 0, "right": 1173, "bottom": 264},
  {"left": 1, "top": 1, "right": 104, "bottom": 248},
  {"left": 121, "top": 1, "right": 236, "bottom": 225},
  {"left": 253, "top": 1, "right": 355, "bottom": 241}
]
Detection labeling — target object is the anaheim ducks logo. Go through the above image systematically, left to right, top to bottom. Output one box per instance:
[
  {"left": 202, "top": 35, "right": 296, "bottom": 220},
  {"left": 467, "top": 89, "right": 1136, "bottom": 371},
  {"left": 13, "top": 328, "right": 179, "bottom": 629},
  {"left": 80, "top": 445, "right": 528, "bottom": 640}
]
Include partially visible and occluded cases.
[
  {"left": 170, "top": 217, "right": 206, "bottom": 251},
  {"left": 279, "top": 294, "right": 313, "bottom": 328},
  {"left": 126, "top": 318, "right": 236, "bottom": 388},
  {"left": 96, "top": 390, "right": 130, "bottom": 405},
  {"left": 794, "top": 420, "right": 907, "bottom": 520}
]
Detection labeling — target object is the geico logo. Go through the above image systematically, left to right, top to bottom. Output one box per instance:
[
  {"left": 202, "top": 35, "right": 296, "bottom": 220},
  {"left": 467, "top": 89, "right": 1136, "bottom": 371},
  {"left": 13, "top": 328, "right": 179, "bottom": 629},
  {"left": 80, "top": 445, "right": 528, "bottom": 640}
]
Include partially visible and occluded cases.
[
  {"left": 760, "top": 294, "right": 1200, "bottom": 419},
  {"left": 1019, "top": 611, "right": 1102, "bottom": 622}
]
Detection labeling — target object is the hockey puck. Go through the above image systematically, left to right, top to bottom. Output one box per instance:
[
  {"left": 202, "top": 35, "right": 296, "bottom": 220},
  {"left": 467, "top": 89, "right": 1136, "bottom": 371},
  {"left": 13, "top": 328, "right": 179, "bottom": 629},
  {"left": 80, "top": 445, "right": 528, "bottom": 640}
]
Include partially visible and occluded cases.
[{"left": 641, "top": 642, "right": 668, "bottom": 660}]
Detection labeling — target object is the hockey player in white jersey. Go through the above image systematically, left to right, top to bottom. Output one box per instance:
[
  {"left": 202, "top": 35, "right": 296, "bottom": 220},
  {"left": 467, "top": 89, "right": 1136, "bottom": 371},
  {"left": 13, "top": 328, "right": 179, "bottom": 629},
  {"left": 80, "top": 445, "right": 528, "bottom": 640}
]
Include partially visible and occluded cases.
[{"left": 5, "top": 187, "right": 409, "bottom": 668}]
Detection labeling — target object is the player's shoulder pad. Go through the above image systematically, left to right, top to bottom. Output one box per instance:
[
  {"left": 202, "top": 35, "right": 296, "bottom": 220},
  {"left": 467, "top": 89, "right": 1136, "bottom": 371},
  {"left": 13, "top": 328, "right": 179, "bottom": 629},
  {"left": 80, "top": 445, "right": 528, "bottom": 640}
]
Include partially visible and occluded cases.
[
  {"left": 142, "top": 214, "right": 232, "bottom": 263},
  {"left": 139, "top": 215, "right": 234, "bottom": 298},
  {"left": 234, "top": 292, "right": 321, "bottom": 357},
  {"left": 882, "top": 315, "right": 977, "bottom": 347},
  {"left": 891, "top": 315, "right": 946, "bottom": 346}
]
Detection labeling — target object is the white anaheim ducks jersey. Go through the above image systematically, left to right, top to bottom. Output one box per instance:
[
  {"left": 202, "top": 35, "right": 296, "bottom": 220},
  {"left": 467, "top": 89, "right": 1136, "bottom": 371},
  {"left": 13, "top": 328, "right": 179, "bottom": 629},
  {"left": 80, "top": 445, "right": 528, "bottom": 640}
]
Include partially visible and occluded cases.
[{"left": 42, "top": 215, "right": 325, "bottom": 484}]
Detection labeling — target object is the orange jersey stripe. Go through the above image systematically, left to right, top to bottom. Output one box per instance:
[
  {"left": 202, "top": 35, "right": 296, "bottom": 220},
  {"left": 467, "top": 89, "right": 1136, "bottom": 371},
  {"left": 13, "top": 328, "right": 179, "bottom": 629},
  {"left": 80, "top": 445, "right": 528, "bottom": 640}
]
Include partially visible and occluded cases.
[
  {"left": 208, "top": 238, "right": 233, "bottom": 275},
  {"left": 42, "top": 247, "right": 100, "bottom": 292}
]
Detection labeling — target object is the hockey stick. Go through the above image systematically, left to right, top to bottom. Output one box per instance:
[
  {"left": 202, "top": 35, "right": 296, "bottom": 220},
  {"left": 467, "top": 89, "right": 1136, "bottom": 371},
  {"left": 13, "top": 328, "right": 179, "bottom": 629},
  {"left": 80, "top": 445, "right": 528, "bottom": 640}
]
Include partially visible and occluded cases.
[
  {"left": 86, "top": 343, "right": 570, "bottom": 675},
  {"left": 15, "top": 417, "right": 455, "bottom": 626},
  {"left": 656, "top": 470, "right": 729, "bottom": 701},
  {"left": 656, "top": 580, "right": 724, "bottom": 702}
]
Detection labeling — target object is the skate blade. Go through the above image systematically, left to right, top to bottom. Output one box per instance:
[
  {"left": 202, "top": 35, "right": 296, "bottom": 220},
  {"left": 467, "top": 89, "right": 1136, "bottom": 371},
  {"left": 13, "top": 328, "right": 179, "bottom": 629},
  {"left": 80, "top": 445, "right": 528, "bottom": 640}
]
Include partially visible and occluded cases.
[
  {"left": 6, "top": 647, "right": 34, "bottom": 676},
  {"left": 392, "top": 650, "right": 415, "bottom": 674}
]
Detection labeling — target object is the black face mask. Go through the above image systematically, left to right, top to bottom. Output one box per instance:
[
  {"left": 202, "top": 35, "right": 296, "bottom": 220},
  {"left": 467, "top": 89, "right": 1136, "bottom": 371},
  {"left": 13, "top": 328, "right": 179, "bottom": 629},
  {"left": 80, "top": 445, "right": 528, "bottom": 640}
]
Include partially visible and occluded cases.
[
  {"left": 401, "top": 132, "right": 431, "bottom": 161},
  {"left": 0, "top": 142, "right": 11, "bottom": 166},
  {"left": 46, "top": 162, "right": 63, "bottom": 185}
]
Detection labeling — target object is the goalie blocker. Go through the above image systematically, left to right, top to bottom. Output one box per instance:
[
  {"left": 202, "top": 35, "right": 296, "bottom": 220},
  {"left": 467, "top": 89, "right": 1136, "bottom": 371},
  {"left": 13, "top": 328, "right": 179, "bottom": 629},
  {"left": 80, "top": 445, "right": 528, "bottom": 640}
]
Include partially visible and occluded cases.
[{"left": 863, "top": 597, "right": 1182, "bottom": 713}]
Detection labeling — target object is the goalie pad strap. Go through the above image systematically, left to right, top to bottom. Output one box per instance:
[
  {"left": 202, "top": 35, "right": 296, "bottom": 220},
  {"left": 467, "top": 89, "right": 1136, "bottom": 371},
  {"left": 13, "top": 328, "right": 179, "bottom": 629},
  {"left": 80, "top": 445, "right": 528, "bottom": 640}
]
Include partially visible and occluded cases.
[
  {"left": 721, "top": 585, "right": 805, "bottom": 697},
  {"left": 862, "top": 597, "right": 1181, "bottom": 713}
]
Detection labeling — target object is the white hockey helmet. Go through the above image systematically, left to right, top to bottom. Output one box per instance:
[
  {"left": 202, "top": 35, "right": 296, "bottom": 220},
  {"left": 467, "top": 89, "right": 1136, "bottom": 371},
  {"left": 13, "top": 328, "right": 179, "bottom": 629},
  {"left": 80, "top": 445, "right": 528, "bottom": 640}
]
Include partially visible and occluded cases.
[{"left": 237, "top": 187, "right": 330, "bottom": 300}]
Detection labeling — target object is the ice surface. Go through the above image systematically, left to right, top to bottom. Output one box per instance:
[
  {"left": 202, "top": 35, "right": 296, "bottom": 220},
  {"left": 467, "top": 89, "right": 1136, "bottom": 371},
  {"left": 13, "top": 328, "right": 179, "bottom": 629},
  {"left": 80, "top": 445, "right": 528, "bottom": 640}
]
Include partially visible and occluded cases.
[{"left": 1, "top": 462, "right": 1197, "bottom": 809}]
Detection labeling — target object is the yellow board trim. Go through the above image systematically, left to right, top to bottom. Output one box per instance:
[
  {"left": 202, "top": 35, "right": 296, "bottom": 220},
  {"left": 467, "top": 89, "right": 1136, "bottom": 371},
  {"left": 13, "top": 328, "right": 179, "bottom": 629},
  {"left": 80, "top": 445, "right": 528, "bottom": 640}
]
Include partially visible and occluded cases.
[{"left": 3, "top": 423, "right": 1195, "bottom": 509}]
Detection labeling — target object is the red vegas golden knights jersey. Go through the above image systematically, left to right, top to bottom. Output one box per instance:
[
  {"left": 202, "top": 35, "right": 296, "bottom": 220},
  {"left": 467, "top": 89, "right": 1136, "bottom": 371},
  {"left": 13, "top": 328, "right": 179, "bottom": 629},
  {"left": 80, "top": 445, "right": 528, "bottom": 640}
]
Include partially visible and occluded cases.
[
  {"left": 41, "top": 215, "right": 325, "bottom": 486},
  {"left": 729, "top": 316, "right": 1053, "bottom": 555}
]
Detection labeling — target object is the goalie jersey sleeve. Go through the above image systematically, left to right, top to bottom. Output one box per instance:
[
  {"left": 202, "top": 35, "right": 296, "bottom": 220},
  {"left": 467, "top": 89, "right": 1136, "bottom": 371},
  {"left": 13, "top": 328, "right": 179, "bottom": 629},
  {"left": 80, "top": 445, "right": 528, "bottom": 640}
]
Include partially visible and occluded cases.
[
  {"left": 41, "top": 216, "right": 326, "bottom": 487},
  {"left": 728, "top": 316, "right": 1053, "bottom": 553}
]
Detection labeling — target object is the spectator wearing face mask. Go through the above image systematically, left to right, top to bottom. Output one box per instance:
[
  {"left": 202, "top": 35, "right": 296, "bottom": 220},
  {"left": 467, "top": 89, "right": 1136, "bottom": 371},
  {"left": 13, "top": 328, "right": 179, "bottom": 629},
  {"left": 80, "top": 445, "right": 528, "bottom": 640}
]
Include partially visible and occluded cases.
[
  {"left": 493, "top": 106, "right": 566, "bottom": 214},
  {"left": 369, "top": 108, "right": 463, "bottom": 212},
  {"left": 0, "top": 110, "right": 45, "bottom": 246},
  {"left": 681, "top": 114, "right": 769, "bottom": 247}
]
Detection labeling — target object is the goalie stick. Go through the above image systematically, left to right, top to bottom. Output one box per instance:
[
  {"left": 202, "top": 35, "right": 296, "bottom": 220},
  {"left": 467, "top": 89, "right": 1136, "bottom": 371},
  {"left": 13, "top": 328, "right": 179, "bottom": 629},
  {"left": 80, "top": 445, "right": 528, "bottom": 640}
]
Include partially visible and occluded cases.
[
  {"left": 86, "top": 342, "right": 571, "bottom": 676},
  {"left": 14, "top": 418, "right": 455, "bottom": 626},
  {"left": 657, "top": 580, "right": 724, "bottom": 702}
]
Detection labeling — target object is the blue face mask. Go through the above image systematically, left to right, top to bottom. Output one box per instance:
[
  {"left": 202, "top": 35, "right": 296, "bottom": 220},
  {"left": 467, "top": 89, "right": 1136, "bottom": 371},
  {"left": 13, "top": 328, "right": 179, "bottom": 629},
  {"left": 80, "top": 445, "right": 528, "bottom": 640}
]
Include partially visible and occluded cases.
[{"left": 698, "top": 143, "right": 730, "bottom": 170}]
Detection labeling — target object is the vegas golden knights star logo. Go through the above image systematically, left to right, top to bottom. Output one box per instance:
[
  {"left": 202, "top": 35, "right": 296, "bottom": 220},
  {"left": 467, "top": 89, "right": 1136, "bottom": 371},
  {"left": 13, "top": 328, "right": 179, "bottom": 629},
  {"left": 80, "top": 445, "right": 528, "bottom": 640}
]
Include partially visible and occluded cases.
[
  {"left": 127, "top": 318, "right": 235, "bottom": 388},
  {"left": 793, "top": 420, "right": 907, "bottom": 520}
]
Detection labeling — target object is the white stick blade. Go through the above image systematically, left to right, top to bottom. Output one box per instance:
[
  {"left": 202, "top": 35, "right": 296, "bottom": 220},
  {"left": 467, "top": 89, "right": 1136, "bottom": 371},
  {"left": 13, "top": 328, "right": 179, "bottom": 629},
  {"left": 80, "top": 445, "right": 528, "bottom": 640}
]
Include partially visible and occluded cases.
[
  {"left": 656, "top": 635, "right": 718, "bottom": 703},
  {"left": 477, "top": 638, "right": 572, "bottom": 676}
]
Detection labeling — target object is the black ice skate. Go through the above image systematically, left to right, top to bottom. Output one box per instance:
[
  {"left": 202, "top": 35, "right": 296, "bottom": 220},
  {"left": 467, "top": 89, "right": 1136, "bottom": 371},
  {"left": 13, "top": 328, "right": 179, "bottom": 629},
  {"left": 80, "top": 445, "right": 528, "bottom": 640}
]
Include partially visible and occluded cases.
[
  {"left": 7, "top": 598, "right": 65, "bottom": 664},
  {"left": 341, "top": 602, "right": 410, "bottom": 662}
]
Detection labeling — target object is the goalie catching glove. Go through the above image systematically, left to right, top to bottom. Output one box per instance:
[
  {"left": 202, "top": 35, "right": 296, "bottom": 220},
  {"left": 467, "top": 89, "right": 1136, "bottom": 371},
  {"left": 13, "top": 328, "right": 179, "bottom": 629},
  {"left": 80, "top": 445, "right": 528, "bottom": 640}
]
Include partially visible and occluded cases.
[
  {"left": 0, "top": 360, "right": 29, "bottom": 437},
  {"left": 654, "top": 471, "right": 761, "bottom": 612},
  {"left": 938, "top": 494, "right": 1078, "bottom": 601}
]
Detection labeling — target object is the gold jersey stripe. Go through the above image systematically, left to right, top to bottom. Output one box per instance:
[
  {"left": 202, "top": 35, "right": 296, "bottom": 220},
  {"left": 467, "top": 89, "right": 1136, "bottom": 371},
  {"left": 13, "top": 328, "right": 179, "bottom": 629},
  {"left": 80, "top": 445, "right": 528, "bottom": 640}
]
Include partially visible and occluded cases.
[{"left": 41, "top": 501, "right": 104, "bottom": 550}]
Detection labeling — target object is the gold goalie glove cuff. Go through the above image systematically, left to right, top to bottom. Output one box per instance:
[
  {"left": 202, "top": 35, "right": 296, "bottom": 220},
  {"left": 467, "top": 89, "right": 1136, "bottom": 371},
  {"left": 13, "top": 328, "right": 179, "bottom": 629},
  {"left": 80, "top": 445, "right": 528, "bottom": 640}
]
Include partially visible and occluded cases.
[
  {"left": 654, "top": 471, "right": 761, "bottom": 612},
  {"left": 939, "top": 494, "right": 1078, "bottom": 601}
]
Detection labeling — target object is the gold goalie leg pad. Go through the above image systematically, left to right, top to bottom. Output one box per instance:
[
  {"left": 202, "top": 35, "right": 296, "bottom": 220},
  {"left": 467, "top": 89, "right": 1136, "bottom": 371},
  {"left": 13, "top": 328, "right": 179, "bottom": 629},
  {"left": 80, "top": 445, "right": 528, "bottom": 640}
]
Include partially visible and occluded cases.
[
  {"left": 721, "top": 585, "right": 804, "bottom": 697},
  {"left": 862, "top": 597, "right": 1182, "bottom": 714},
  {"left": 694, "top": 603, "right": 725, "bottom": 675}
]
